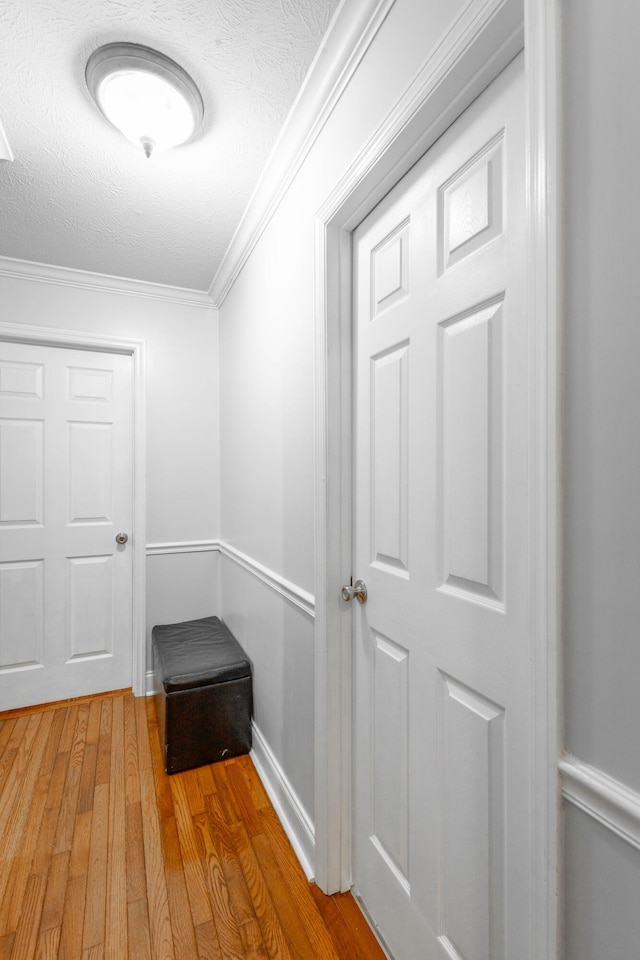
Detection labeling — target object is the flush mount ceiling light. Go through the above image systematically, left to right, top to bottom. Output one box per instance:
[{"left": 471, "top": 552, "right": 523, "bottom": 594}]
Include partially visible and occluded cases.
[
  {"left": 86, "top": 43, "right": 204, "bottom": 158},
  {"left": 0, "top": 117, "right": 13, "bottom": 162}
]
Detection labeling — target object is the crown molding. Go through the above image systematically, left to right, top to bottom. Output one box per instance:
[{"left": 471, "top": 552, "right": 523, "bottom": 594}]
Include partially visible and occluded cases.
[
  {"left": 208, "top": 0, "right": 395, "bottom": 308},
  {"left": 0, "top": 255, "right": 215, "bottom": 308}
]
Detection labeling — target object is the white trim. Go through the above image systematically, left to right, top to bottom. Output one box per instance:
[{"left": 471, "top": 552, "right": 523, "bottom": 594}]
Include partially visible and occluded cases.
[
  {"left": 208, "top": 0, "right": 395, "bottom": 307},
  {"left": 313, "top": 0, "right": 530, "bottom": 898},
  {"left": 315, "top": 0, "right": 524, "bottom": 233},
  {"left": 525, "top": 1, "right": 561, "bottom": 957},
  {"left": 313, "top": 214, "right": 354, "bottom": 893},
  {"left": 0, "top": 255, "right": 214, "bottom": 308},
  {"left": 0, "top": 321, "right": 147, "bottom": 698},
  {"left": 145, "top": 538, "right": 315, "bottom": 616},
  {"left": 146, "top": 539, "right": 220, "bottom": 556},
  {"left": 219, "top": 541, "right": 315, "bottom": 618},
  {"left": 145, "top": 669, "right": 158, "bottom": 696},
  {"left": 250, "top": 722, "right": 315, "bottom": 881},
  {"left": 560, "top": 756, "right": 640, "bottom": 854},
  {"left": 351, "top": 893, "right": 396, "bottom": 960}
]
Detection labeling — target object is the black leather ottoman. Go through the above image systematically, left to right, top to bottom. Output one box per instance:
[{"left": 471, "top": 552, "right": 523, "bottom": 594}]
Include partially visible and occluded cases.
[{"left": 152, "top": 616, "right": 253, "bottom": 775}]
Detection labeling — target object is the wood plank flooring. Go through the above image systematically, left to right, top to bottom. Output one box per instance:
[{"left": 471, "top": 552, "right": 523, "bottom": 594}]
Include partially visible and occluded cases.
[{"left": 0, "top": 692, "right": 387, "bottom": 960}]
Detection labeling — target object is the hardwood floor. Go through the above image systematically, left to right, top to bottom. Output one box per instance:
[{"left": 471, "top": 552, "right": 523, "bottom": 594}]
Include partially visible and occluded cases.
[{"left": 0, "top": 691, "right": 386, "bottom": 960}]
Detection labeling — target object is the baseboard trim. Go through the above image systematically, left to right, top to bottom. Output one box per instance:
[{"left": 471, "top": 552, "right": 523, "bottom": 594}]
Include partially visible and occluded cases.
[
  {"left": 219, "top": 541, "right": 315, "bottom": 618},
  {"left": 139, "top": 695, "right": 316, "bottom": 877},
  {"left": 250, "top": 722, "right": 315, "bottom": 880},
  {"left": 560, "top": 754, "right": 640, "bottom": 852}
]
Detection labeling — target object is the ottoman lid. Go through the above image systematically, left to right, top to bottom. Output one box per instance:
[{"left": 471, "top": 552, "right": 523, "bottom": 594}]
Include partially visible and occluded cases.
[{"left": 152, "top": 616, "right": 252, "bottom": 692}]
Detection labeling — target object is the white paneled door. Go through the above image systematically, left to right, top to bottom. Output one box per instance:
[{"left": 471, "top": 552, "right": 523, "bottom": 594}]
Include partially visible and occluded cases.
[
  {"left": 352, "top": 56, "right": 532, "bottom": 960},
  {"left": 0, "top": 342, "right": 133, "bottom": 710}
]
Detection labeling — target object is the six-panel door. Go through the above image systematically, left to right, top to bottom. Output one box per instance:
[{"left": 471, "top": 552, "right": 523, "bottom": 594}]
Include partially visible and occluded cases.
[
  {"left": 352, "top": 55, "right": 532, "bottom": 960},
  {"left": 0, "top": 342, "right": 133, "bottom": 710}
]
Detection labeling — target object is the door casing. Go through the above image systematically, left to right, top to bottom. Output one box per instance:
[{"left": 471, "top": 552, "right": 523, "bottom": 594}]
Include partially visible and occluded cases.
[
  {"left": 312, "top": 1, "right": 560, "bottom": 958},
  {"left": 0, "top": 321, "right": 147, "bottom": 698}
]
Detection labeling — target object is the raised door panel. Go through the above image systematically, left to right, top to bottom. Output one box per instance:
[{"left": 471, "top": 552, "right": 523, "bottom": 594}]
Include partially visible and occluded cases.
[
  {"left": 439, "top": 134, "right": 504, "bottom": 274},
  {"left": 371, "top": 221, "right": 411, "bottom": 317},
  {"left": 437, "top": 301, "right": 504, "bottom": 606},
  {"left": 371, "top": 344, "right": 410, "bottom": 575},
  {"left": 0, "top": 360, "right": 44, "bottom": 399},
  {"left": 67, "top": 365, "right": 113, "bottom": 402},
  {"left": 0, "top": 418, "right": 44, "bottom": 527},
  {"left": 68, "top": 421, "right": 113, "bottom": 524},
  {"left": 67, "top": 555, "right": 114, "bottom": 659},
  {"left": 0, "top": 560, "right": 44, "bottom": 670},
  {"left": 372, "top": 630, "right": 410, "bottom": 888},
  {"left": 438, "top": 675, "right": 505, "bottom": 960}
]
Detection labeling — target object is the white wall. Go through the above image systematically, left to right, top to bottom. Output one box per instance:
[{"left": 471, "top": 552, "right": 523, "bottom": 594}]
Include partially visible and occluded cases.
[
  {"left": 218, "top": 0, "right": 467, "bottom": 864},
  {"left": 219, "top": 0, "right": 640, "bottom": 943},
  {"left": 561, "top": 0, "right": 640, "bottom": 955},
  {"left": 0, "top": 271, "right": 220, "bottom": 680},
  {"left": 564, "top": 807, "right": 640, "bottom": 959}
]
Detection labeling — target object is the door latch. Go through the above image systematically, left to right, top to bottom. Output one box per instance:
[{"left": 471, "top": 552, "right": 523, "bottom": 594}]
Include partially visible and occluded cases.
[{"left": 341, "top": 579, "right": 367, "bottom": 604}]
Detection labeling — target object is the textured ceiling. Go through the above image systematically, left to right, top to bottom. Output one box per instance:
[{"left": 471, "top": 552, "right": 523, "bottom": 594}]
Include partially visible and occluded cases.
[{"left": 0, "top": 0, "right": 340, "bottom": 291}]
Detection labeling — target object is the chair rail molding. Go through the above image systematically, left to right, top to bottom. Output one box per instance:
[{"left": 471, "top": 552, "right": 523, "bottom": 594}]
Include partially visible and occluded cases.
[
  {"left": 145, "top": 539, "right": 314, "bottom": 616},
  {"left": 146, "top": 540, "right": 220, "bottom": 556},
  {"left": 218, "top": 541, "right": 315, "bottom": 619},
  {"left": 560, "top": 755, "right": 640, "bottom": 853}
]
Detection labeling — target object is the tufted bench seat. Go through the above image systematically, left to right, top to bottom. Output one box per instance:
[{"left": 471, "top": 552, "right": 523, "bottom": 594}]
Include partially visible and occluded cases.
[{"left": 152, "top": 616, "right": 253, "bottom": 775}]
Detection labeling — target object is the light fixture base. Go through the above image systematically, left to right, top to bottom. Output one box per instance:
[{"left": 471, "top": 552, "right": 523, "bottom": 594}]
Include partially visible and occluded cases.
[{"left": 140, "top": 136, "right": 155, "bottom": 159}]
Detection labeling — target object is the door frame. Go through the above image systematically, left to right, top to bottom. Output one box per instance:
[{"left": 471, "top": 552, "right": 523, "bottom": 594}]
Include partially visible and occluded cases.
[
  {"left": 313, "top": 0, "right": 560, "bottom": 956},
  {"left": 0, "top": 321, "right": 147, "bottom": 698}
]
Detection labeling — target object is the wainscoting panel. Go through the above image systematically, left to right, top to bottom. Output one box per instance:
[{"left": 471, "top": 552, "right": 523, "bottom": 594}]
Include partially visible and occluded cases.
[
  {"left": 145, "top": 545, "right": 220, "bottom": 693},
  {"left": 220, "top": 550, "right": 316, "bottom": 872},
  {"left": 561, "top": 755, "right": 640, "bottom": 960},
  {"left": 564, "top": 803, "right": 640, "bottom": 960}
]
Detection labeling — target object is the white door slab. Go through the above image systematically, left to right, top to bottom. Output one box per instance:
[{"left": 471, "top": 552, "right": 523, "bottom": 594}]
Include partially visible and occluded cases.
[
  {"left": 352, "top": 54, "right": 530, "bottom": 960},
  {"left": 0, "top": 342, "right": 133, "bottom": 710}
]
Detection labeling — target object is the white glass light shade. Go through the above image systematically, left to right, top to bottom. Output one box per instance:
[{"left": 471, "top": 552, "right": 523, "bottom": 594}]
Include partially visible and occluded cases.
[
  {"left": 86, "top": 44, "right": 203, "bottom": 157},
  {"left": 0, "top": 117, "right": 13, "bottom": 162}
]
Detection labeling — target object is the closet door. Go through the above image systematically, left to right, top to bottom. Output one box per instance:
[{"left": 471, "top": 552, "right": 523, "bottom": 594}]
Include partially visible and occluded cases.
[
  {"left": 351, "top": 54, "right": 531, "bottom": 960},
  {"left": 0, "top": 342, "right": 133, "bottom": 710}
]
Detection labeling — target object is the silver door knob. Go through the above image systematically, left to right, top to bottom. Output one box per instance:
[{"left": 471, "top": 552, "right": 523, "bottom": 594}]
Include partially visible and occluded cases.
[
  {"left": 115, "top": 532, "right": 128, "bottom": 545},
  {"left": 341, "top": 579, "right": 367, "bottom": 604}
]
